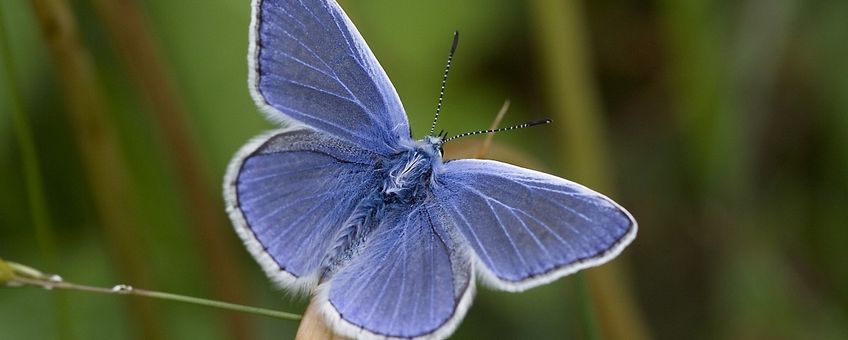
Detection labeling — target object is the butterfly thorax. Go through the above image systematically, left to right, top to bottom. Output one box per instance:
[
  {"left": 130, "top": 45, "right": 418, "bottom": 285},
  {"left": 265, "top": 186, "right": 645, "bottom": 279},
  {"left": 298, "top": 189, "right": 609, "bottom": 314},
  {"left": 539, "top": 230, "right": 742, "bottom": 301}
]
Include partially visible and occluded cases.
[
  {"left": 380, "top": 136, "right": 444, "bottom": 204},
  {"left": 320, "top": 137, "right": 443, "bottom": 278}
]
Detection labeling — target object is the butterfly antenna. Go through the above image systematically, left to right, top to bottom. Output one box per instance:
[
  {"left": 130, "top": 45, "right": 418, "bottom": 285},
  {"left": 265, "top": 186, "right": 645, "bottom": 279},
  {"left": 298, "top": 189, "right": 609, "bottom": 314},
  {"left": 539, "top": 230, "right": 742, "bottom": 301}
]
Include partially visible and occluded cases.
[
  {"left": 429, "top": 31, "right": 459, "bottom": 136},
  {"left": 443, "top": 118, "right": 552, "bottom": 143}
]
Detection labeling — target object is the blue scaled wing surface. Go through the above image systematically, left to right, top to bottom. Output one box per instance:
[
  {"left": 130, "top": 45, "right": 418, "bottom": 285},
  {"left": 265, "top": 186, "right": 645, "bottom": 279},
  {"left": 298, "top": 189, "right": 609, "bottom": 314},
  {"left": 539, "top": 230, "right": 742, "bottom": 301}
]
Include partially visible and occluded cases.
[
  {"left": 250, "top": 0, "right": 409, "bottom": 154},
  {"left": 224, "top": 127, "right": 382, "bottom": 293},
  {"left": 433, "top": 159, "right": 637, "bottom": 292},
  {"left": 317, "top": 201, "right": 474, "bottom": 340}
]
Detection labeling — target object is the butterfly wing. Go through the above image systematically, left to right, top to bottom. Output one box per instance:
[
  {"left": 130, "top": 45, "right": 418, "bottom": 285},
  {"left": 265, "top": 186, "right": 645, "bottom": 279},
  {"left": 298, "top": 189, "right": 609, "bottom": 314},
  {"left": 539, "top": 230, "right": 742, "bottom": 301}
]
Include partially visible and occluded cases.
[
  {"left": 250, "top": 0, "right": 409, "bottom": 154},
  {"left": 224, "top": 126, "right": 382, "bottom": 293},
  {"left": 432, "top": 159, "right": 637, "bottom": 291},
  {"left": 316, "top": 201, "right": 474, "bottom": 339}
]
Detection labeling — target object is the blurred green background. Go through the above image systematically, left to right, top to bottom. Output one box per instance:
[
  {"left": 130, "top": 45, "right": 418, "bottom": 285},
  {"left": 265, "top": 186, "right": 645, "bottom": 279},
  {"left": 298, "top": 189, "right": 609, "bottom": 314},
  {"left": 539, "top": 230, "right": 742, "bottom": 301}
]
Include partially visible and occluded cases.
[{"left": 1, "top": 0, "right": 847, "bottom": 339}]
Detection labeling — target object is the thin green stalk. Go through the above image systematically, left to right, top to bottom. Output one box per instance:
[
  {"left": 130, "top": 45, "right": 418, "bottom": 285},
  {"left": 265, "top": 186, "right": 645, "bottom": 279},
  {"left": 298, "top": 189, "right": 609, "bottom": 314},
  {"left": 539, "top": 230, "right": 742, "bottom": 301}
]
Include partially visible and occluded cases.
[
  {"left": 0, "top": 5, "right": 73, "bottom": 339},
  {"left": 2, "top": 260, "right": 300, "bottom": 321},
  {"left": 573, "top": 274, "right": 600, "bottom": 340},
  {"left": 132, "top": 290, "right": 299, "bottom": 321}
]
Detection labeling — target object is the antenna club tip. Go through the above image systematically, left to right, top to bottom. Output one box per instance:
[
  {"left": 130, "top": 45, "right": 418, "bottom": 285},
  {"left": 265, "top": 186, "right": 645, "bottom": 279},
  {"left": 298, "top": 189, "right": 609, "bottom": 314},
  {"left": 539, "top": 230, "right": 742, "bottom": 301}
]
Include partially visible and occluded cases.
[
  {"left": 450, "top": 31, "right": 459, "bottom": 53},
  {"left": 529, "top": 118, "right": 552, "bottom": 126}
]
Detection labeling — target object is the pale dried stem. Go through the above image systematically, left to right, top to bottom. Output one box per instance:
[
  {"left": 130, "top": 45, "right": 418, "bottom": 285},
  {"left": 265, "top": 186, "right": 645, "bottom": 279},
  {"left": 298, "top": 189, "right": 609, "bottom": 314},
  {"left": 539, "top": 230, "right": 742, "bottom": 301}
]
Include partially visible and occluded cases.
[
  {"left": 476, "top": 99, "right": 511, "bottom": 159},
  {"left": 296, "top": 300, "right": 348, "bottom": 340}
]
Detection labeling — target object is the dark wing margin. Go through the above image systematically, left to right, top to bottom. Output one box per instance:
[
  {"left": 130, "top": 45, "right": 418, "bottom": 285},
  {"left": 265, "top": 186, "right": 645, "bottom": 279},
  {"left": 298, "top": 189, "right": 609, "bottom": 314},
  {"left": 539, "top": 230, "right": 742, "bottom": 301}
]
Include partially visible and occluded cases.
[
  {"left": 249, "top": 0, "right": 410, "bottom": 154},
  {"left": 224, "top": 126, "right": 381, "bottom": 295},
  {"left": 433, "top": 159, "right": 637, "bottom": 292}
]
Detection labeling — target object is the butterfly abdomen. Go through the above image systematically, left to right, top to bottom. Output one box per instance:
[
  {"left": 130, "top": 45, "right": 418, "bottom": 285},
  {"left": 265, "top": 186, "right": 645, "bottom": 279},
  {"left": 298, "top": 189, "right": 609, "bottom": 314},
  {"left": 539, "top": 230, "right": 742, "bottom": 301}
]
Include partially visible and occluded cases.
[{"left": 319, "top": 191, "right": 382, "bottom": 279}]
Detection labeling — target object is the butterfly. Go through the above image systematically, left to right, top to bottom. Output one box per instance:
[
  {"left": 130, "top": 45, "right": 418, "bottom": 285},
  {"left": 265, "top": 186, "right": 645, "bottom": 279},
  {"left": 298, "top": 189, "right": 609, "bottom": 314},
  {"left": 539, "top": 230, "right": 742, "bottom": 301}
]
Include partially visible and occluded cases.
[{"left": 224, "top": 0, "right": 637, "bottom": 339}]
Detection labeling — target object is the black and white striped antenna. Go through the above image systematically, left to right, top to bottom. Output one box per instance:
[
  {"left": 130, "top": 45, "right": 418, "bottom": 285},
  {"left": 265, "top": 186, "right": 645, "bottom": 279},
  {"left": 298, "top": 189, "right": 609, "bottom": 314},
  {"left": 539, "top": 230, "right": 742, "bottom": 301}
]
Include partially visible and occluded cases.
[
  {"left": 429, "top": 31, "right": 459, "bottom": 136},
  {"left": 442, "top": 118, "right": 552, "bottom": 143}
]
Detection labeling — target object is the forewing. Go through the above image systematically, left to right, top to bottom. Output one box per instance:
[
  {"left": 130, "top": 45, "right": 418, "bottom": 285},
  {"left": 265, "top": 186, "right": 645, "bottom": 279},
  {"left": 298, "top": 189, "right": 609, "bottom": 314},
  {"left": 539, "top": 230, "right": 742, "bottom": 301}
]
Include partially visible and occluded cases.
[
  {"left": 249, "top": 0, "right": 409, "bottom": 154},
  {"left": 224, "top": 127, "right": 381, "bottom": 293},
  {"left": 433, "top": 159, "right": 636, "bottom": 292},
  {"left": 317, "top": 202, "right": 474, "bottom": 339}
]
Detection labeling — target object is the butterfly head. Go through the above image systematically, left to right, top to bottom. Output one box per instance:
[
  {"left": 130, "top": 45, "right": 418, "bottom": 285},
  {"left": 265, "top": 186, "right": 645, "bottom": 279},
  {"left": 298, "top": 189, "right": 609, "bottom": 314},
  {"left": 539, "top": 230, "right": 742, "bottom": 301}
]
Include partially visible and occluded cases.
[{"left": 424, "top": 134, "right": 446, "bottom": 157}]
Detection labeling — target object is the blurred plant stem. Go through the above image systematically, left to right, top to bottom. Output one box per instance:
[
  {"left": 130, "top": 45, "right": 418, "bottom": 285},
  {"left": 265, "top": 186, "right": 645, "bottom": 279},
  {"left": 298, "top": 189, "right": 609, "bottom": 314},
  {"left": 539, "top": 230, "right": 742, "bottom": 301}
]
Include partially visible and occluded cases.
[
  {"left": 27, "top": 0, "right": 163, "bottom": 338},
  {"left": 86, "top": 0, "right": 254, "bottom": 338},
  {"left": 528, "top": 0, "right": 651, "bottom": 340},
  {"left": 658, "top": 0, "right": 744, "bottom": 201},
  {"left": 659, "top": 0, "right": 790, "bottom": 201},
  {"left": 660, "top": 0, "right": 798, "bottom": 337},
  {"left": 811, "top": 0, "right": 848, "bottom": 315},
  {"left": 0, "top": 7, "right": 73, "bottom": 340},
  {"left": 0, "top": 258, "right": 301, "bottom": 321},
  {"left": 573, "top": 274, "right": 600, "bottom": 340}
]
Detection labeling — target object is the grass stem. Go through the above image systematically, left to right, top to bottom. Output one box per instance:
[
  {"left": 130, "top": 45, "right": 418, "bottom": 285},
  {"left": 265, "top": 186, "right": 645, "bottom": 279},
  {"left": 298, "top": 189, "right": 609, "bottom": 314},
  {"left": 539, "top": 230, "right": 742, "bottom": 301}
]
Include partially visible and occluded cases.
[
  {"left": 27, "top": 0, "right": 166, "bottom": 337},
  {"left": 86, "top": 0, "right": 255, "bottom": 336},
  {"left": 528, "top": 0, "right": 651, "bottom": 339},
  {"left": 0, "top": 6, "right": 74, "bottom": 339},
  {"left": 2, "top": 259, "right": 300, "bottom": 321}
]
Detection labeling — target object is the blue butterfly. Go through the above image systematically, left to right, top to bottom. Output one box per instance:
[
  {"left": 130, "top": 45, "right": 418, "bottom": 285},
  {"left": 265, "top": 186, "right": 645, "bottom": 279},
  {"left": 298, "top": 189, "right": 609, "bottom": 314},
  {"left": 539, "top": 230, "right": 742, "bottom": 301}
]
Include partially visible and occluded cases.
[{"left": 224, "top": 0, "right": 637, "bottom": 338}]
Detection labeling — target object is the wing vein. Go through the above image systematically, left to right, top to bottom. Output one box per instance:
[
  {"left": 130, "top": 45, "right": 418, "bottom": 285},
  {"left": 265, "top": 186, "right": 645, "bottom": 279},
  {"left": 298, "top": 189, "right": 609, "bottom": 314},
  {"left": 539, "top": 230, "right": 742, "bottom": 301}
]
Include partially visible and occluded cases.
[
  {"left": 459, "top": 184, "right": 529, "bottom": 268},
  {"left": 445, "top": 201, "right": 497, "bottom": 270}
]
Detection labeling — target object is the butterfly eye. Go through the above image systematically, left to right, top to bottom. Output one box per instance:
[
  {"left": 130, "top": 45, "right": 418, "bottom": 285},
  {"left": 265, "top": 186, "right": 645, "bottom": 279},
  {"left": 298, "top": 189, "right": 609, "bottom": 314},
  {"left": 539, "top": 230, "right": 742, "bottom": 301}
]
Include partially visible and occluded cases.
[{"left": 438, "top": 146, "right": 445, "bottom": 157}]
